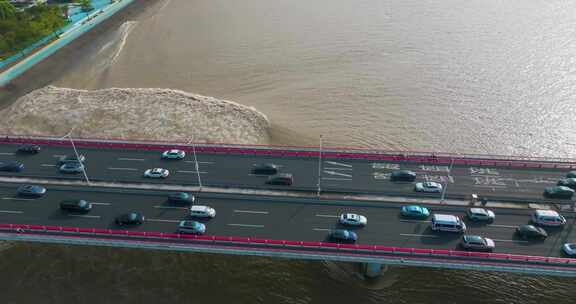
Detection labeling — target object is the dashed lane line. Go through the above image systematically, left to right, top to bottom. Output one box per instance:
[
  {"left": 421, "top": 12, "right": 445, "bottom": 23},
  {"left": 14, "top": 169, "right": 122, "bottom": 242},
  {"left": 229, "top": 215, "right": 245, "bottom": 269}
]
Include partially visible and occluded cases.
[
  {"left": 0, "top": 152, "right": 15, "bottom": 155},
  {"left": 117, "top": 158, "right": 145, "bottom": 161},
  {"left": 185, "top": 161, "right": 215, "bottom": 165},
  {"left": 41, "top": 164, "right": 57, "bottom": 167},
  {"left": 107, "top": 167, "right": 138, "bottom": 171},
  {"left": 177, "top": 170, "right": 208, "bottom": 174},
  {"left": 323, "top": 170, "right": 352, "bottom": 178},
  {"left": 321, "top": 177, "right": 353, "bottom": 181},
  {"left": 2, "top": 197, "right": 36, "bottom": 201},
  {"left": 91, "top": 202, "right": 112, "bottom": 206},
  {"left": 153, "top": 206, "right": 189, "bottom": 210},
  {"left": 0, "top": 210, "right": 24, "bottom": 214},
  {"left": 234, "top": 210, "right": 269, "bottom": 215},
  {"left": 67, "top": 214, "right": 101, "bottom": 219},
  {"left": 315, "top": 214, "right": 338, "bottom": 218},
  {"left": 147, "top": 219, "right": 181, "bottom": 223},
  {"left": 399, "top": 219, "right": 430, "bottom": 223},
  {"left": 227, "top": 223, "right": 264, "bottom": 228},
  {"left": 488, "top": 224, "right": 517, "bottom": 229},
  {"left": 313, "top": 228, "right": 331, "bottom": 231},
  {"left": 400, "top": 233, "right": 439, "bottom": 238},
  {"left": 491, "top": 239, "right": 529, "bottom": 244}
]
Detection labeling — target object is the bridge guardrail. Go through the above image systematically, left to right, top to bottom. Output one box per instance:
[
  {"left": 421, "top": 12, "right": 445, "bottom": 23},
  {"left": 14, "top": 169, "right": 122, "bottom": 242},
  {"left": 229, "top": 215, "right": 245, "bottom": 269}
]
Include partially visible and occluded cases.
[
  {"left": 1, "top": 134, "right": 576, "bottom": 169},
  {"left": 1, "top": 223, "right": 575, "bottom": 268}
]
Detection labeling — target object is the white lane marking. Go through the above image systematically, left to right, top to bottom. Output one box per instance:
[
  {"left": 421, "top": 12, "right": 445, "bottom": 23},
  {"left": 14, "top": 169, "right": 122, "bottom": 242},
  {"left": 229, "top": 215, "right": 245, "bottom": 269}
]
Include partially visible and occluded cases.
[
  {"left": 0, "top": 152, "right": 15, "bottom": 155},
  {"left": 53, "top": 154, "right": 65, "bottom": 158},
  {"left": 117, "top": 158, "right": 145, "bottom": 161},
  {"left": 185, "top": 161, "right": 214, "bottom": 165},
  {"left": 325, "top": 161, "right": 352, "bottom": 168},
  {"left": 41, "top": 164, "right": 57, "bottom": 167},
  {"left": 107, "top": 167, "right": 138, "bottom": 171},
  {"left": 323, "top": 167, "right": 353, "bottom": 171},
  {"left": 177, "top": 170, "right": 208, "bottom": 174},
  {"left": 323, "top": 170, "right": 352, "bottom": 178},
  {"left": 321, "top": 177, "right": 353, "bottom": 181},
  {"left": 472, "top": 185, "right": 507, "bottom": 189},
  {"left": 2, "top": 197, "right": 36, "bottom": 201},
  {"left": 91, "top": 202, "right": 111, "bottom": 206},
  {"left": 153, "top": 206, "right": 189, "bottom": 210},
  {"left": 0, "top": 210, "right": 23, "bottom": 214},
  {"left": 234, "top": 210, "right": 269, "bottom": 215},
  {"left": 68, "top": 214, "right": 101, "bottom": 219},
  {"left": 316, "top": 214, "right": 339, "bottom": 218},
  {"left": 147, "top": 219, "right": 181, "bottom": 223},
  {"left": 400, "top": 220, "right": 431, "bottom": 223},
  {"left": 227, "top": 223, "right": 264, "bottom": 228},
  {"left": 489, "top": 224, "right": 517, "bottom": 229},
  {"left": 313, "top": 228, "right": 331, "bottom": 231},
  {"left": 400, "top": 233, "right": 439, "bottom": 238},
  {"left": 491, "top": 239, "right": 529, "bottom": 244}
]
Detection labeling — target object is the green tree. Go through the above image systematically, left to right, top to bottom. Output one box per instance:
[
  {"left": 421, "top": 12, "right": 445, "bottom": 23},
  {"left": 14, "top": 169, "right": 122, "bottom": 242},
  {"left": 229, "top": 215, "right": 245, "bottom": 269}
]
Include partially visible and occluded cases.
[
  {"left": 0, "top": 0, "right": 16, "bottom": 20},
  {"left": 79, "top": 0, "right": 93, "bottom": 12}
]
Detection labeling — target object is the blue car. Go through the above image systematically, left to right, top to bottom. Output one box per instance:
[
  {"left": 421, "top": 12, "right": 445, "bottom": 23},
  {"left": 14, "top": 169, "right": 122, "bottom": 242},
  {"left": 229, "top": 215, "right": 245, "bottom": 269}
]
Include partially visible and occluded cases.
[
  {"left": 0, "top": 161, "right": 24, "bottom": 172},
  {"left": 400, "top": 205, "right": 430, "bottom": 219},
  {"left": 329, "top": 229, "right": 358, "bottom": 243}
]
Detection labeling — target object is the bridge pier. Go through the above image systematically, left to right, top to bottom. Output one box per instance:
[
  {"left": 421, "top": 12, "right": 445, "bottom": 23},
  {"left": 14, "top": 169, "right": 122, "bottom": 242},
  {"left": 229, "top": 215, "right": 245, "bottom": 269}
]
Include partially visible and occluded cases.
[{"left": 361, "top": 263, "right": 387, "bottom": 278}]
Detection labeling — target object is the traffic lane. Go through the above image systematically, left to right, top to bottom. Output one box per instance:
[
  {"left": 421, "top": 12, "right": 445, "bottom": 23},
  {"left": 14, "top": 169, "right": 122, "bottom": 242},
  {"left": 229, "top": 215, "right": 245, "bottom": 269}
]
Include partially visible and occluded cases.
[{"left": 1, "top": 144, "right": 573, "bottom": 200}]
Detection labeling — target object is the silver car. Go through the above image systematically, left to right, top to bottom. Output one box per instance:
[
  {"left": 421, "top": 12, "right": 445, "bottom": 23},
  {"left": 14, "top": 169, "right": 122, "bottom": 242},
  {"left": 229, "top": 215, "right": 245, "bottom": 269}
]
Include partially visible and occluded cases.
[
  {"left": 162, "top": 149, "right": 186, "bottom": 160},
  {"left": 144, "top": 168, "right": 169, "bottom": 178},
  {"left": 414, "top": 182, "right": 443, "bottom": 193},
  {"left": 466, "top": 208, "right": 495, "bottom": 222},
  {"left": 339, "top": 213, "right": 367, "bottom": 227},
  {"left": 178, "top": 220, "right": 206, "bottom": 234},
  {"left": 460, "top": 235, "right": 495, "bottom": 252},
  {"left": 562, "top": 243, "right": 576, "bottom": 256}
]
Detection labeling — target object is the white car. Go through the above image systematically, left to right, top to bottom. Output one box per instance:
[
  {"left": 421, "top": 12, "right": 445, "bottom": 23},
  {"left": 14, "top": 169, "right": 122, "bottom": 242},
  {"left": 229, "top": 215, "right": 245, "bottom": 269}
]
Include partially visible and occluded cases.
[
  {"left": 162, "top": 149, "right": 186, "bottom": 160},
  {"left": 144, "top": 168, "right": 170, "bottom": 178},
  {"left": 414, "top": 182, "right": 443, "bottom": 193},
  {"left": 190, "top": 205, "right": 216, "bottom": 218},
  {"left": 466, "top": 208, "right": 496, "bottom": 222},
  {"left": 532, "top": 210, "right": 566, "bottom": 227},
  {"left": 339, "top": 213, "right": 367, "bottom": 227},
  {"left": 562, "top": 243, "right": 576, "bottom": 256}
]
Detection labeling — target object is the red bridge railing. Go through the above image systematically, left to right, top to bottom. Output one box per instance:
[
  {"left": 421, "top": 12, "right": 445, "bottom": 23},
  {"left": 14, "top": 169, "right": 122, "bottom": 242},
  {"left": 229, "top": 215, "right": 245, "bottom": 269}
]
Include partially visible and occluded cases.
[
  {"left": 1, "top": 134, "right": 576, "bottom": 169},
  {"left": 1, "top": 223, "right": 574, "bottom": 268}
]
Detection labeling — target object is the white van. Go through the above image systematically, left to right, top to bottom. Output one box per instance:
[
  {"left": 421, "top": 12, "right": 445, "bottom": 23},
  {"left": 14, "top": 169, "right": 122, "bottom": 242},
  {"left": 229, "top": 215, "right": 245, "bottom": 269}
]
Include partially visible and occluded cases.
[
  {"left": 190, "top": 205, "right": 216, "bottom": 218},
  {"left": 532, "top": 210, "right": 565, "bottom": 227},
  {"left": 431, "top": 214, "right": 466, "bottom": 233}
]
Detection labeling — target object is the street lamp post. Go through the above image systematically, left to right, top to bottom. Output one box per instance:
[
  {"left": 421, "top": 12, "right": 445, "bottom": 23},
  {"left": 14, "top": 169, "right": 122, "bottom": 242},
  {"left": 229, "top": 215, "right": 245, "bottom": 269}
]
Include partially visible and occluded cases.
[
  {"left": 63, "top": 129, "right": 90, "bottom": 185},
  {"left": 317, "top": 135, "right": 323, "bottom": 197},
  {"left": 188, "top": 139, "right": 203, "bottom": 193}
]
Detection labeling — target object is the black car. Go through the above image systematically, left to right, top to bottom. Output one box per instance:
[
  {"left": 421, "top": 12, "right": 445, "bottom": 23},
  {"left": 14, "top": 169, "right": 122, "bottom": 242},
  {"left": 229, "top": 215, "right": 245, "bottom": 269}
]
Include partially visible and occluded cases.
[
  {"left": 17, "top": 144, "right": 41, "bottom": 154},
  {"left": 58, "top": 154, "right": 86, "bottom": 165},
  {"left": 0, "top": 161, "right": 24, "bottom": 172},
  {"left": 59, "top": 161, "right": 84, "bottom": 174},
  {"left": 252, "top": 163, "right": 279, "bottom": 175},
  {"left": 390, "top": 170, "right": 417, "bottom": 182},
  {"left": 266, "top": 173, "right": 294, "bottom": 185},
  {"left": 557, "top": 178, "right": 576, "bottom": 189},
  {"left": 17, "top": 185, "right": 47, "bottom": 197},
  {"left": 543, "top": 186, "right": 575, "bottom": 199},
  {"left": 167, "top": 192, "right": 195, "bottom": 204},
  {"left": 60, "top": 200, "right": 92, "bottom": 212},
  {"left": 115, "top": 212, "right": 145, "bottom": 226},
  {"left": 516, "top": 224, "right": 548, "bottom": 240},
  {"left": 329, "top": 229, "right": 358, "bottom": 243}
]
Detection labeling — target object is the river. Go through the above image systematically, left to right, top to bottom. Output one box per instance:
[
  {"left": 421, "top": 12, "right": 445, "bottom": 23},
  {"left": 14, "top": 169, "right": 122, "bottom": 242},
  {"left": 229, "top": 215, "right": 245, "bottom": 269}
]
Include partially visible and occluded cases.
[{"left": 2, "top": 0, "right": 576, "bottom": 303}]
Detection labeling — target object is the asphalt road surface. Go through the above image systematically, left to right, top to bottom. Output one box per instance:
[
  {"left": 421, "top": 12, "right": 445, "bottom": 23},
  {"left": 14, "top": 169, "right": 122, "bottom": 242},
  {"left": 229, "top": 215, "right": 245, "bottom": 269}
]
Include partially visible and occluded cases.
[
  {"left": 0, "top": 144, "right": 574, "bottom": 203},
  {"left": 0, "top": 183, "right": 574, "bottom": 258}
]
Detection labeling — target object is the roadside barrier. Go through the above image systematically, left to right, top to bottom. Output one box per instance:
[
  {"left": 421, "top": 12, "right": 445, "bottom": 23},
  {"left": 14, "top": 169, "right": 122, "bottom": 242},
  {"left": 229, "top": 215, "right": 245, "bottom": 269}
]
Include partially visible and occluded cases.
[
  {"left": 2, "top": 135, "right": 576, "bottom": 169},
  {"left": 0, "top": 223, "right": 574, "bottom": 268}
]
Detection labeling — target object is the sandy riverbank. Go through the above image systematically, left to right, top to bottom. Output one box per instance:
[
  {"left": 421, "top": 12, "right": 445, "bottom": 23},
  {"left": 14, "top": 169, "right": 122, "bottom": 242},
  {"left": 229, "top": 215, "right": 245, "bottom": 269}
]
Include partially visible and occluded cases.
[{"left": 0, "top": 86, "right": 270, "bottom": 144}]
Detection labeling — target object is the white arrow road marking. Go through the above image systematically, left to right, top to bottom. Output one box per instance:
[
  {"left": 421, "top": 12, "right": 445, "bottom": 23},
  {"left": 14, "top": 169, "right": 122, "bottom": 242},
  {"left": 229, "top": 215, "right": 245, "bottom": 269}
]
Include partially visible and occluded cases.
[{"left": 325, "top": 161, "right": 352, "bottom": 168}]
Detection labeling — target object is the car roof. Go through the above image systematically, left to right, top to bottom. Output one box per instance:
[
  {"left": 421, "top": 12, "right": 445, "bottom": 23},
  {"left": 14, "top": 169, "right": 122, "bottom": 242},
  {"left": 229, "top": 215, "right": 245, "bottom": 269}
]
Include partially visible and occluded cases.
[
  {"left": 191, "top": 205, "right": 211, "bottom": 211},
  {"left": 407, "top": 205, "right": 422, "bottom": 211},
  {"left": 469, "top": 208, "right": 488, "bottom": 214},
  {"left": 534, "top": 210, "right": 559, "bottom": 217},
  {"left": 433, "top": 214, "right": 458, "bottom": 222},
  {"left": 519, "top": 224, "right": 538, "bottom": 231},
  {"left": 464, "top": 235, "right": 484, "bottom": 242}
]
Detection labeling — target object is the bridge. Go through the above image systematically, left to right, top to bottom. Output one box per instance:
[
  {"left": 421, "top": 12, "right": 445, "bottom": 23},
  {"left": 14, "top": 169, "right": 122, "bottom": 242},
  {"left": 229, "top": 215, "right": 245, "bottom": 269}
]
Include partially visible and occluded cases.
[{"left": 0, "top": 134, "right": 575, "bottom": 277}]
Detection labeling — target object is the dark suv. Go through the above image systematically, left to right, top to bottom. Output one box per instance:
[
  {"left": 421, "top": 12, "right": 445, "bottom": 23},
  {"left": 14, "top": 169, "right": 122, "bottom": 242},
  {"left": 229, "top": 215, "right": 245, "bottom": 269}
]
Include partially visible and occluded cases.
[
  {"left": 17, "top": 144, "right": 41, "bottom": 154},
  {"left": 252, "top": 163, "right": 279, "bottom": 175},
  {"left": 390, "top": 170, "right": 417, "bottom": 182},
  {"left": 266, "top": 173, "right": 294, "bottom": 185},
  {"left": 167, "top": 192, "right": 195, "bottom": 204},
  {"left": 60, "top": 200, "right": 92, "bottom": 212}
]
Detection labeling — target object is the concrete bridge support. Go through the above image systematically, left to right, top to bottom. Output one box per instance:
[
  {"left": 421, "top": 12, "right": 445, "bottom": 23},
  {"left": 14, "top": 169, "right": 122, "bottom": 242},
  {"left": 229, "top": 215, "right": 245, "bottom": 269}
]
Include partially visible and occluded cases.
[{"left": 361, "top": 263, "right": 387, "bottom": 278}]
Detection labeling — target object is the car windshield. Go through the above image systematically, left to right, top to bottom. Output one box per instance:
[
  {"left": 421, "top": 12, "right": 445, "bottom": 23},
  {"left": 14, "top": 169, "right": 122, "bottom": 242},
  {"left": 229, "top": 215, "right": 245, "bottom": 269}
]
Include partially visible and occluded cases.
[
  {"left": 408, "top": 206, "right": 420, "bottom": 212},
  {"left": 466, "top": 236, "right": 483, "bottom": 243}
]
